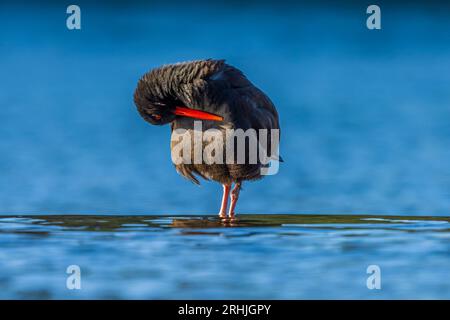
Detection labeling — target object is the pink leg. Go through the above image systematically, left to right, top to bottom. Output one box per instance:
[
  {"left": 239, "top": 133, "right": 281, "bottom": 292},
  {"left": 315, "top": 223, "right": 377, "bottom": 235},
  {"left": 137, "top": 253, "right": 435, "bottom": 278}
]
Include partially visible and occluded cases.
[
  {"left": 228, "top": 182, "right": 241, "bottom": 218},
  {"left": 219, "top": 184, "right": 231, "bottom": 218}
]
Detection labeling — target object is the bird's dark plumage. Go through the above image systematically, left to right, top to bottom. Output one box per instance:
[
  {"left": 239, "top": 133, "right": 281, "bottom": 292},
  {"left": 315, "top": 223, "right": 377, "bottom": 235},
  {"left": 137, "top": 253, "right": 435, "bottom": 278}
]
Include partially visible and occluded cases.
[{"left": 134, "top": 59, "right": 280, "bottom": 216}]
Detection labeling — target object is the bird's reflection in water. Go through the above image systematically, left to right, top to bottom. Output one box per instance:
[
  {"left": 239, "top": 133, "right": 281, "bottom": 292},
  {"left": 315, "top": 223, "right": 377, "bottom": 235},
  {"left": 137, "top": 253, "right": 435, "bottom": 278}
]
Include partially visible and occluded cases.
[{"left": 170, "top": 216, "right": 242, "bottom": 229}]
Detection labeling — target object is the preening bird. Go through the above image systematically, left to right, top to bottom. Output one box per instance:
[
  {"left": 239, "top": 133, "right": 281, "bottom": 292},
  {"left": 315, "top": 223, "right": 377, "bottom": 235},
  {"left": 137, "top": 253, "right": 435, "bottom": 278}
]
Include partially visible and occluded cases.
[{"left": 134, "top": 59, "right": 280, "bottom": 218}]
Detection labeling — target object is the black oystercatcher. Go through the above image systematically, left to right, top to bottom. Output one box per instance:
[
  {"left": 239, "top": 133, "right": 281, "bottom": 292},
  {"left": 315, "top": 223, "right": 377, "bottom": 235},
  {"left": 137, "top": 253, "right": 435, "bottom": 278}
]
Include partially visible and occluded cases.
[{"left": 134, "top": 60, "right": 281, "bottom": 218}]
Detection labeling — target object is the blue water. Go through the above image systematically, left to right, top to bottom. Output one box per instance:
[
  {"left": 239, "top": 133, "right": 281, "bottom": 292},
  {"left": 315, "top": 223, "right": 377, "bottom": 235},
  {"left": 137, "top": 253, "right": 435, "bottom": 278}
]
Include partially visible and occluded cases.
[
  {"left": 0, "top": 2, "right": 449, "bottom": 299},
  {"left": 1, "top": 214, "right": 450, "bottom": 299}
]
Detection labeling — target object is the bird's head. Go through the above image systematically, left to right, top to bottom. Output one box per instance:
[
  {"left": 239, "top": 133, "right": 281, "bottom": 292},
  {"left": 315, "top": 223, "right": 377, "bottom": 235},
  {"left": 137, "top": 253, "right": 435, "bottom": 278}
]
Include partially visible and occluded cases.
[
  {"left": 133, "top": 65, "right": 223, "bottom": 126},
  {"left": 133, "top": 76, "right": 177, "bottom": 125}
]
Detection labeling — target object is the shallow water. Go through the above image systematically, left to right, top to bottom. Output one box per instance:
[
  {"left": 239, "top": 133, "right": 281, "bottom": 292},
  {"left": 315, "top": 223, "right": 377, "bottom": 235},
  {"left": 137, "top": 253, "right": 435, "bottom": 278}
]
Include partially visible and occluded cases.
[{"left": 1, "top": 214, "right": 449, "bottom": 299}]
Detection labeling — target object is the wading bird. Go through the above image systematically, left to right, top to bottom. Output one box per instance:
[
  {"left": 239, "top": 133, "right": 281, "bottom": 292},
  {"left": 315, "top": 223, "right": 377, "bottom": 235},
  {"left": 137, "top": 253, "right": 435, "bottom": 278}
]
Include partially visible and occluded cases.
[{"left": 134, "top": 60, "right": 280, "bottom": 218}]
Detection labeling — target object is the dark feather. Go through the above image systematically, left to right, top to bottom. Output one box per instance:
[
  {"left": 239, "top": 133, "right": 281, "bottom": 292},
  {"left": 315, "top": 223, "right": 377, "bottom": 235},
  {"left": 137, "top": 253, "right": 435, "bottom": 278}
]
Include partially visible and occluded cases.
[{"left": 135, "top": 59, "right": 281, "bottom": 185}]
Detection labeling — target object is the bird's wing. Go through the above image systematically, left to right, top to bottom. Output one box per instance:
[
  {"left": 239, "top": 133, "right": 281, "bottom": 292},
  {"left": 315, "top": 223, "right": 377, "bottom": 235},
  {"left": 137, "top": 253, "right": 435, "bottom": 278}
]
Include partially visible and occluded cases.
[
  {"left": 173, "top": 61, "right": 282, "bottom": 183},
  {"left": 180, "top": 61, "right": 280, "bottom": 132}
]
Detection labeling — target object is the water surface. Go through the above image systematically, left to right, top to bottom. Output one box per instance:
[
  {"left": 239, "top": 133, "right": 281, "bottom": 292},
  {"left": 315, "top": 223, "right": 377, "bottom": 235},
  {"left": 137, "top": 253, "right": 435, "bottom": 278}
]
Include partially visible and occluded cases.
[{"left": 1, "top": 214, "right": 449, "bottom": 299}]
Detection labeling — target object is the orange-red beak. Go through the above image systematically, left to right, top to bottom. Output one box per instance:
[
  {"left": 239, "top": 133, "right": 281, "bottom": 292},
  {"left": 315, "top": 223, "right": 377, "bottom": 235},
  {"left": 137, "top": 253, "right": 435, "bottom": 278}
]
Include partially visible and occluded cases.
[{"left": 173, "top": 106, "right": 223, "bottom": 122}]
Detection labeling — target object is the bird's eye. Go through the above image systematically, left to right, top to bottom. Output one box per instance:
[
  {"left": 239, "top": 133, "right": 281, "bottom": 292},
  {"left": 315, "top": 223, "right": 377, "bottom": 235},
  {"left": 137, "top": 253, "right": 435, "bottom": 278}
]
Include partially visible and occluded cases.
[{"left": 152, "top": 114, "right": 162, "bottom": 120}]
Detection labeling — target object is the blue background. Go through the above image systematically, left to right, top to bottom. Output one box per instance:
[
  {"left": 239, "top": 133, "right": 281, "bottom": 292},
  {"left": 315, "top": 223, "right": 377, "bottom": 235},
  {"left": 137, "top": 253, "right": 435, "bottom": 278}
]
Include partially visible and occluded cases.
[{"left": 0, "top": 1, "right": 449, "bottom": 215}]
